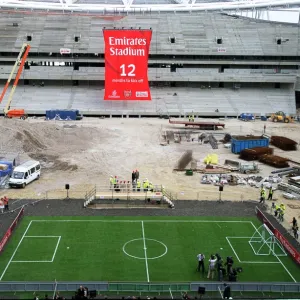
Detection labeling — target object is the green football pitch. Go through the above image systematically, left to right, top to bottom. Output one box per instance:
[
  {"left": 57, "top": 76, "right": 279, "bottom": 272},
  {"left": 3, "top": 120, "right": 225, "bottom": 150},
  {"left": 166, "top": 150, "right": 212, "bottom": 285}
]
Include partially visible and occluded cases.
[{"left": 0, "top": 216, "right": 299, "bottom": 283}]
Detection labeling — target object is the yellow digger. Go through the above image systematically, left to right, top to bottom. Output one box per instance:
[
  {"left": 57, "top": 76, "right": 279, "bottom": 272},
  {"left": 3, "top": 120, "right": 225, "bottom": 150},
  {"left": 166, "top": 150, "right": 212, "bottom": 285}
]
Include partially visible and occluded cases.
[{"left": 270, "top": 111, "right": 293, "bottom": 123}]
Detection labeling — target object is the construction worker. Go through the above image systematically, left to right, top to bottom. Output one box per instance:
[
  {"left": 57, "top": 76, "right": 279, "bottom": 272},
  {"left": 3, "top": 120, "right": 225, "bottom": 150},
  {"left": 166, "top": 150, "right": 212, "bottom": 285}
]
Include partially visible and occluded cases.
[
  {"left": 188, "top": 114, "right": 195, "bottom": 122},
  {"left": 113, "top": 176, "right": 117, "bottom": 190},
  {"left": 136, "top": 180, "right": 141, "bottom": 192},
  {"left": 143, "top": 180, "right": 148, "bottom": 192},
  {"left": 259, "top": 186, "right": 266, "bottom": 204},
  {"left": 267, "top": 186, "right": 273, "bottom": 200},
  {"left": 259, "top": 187, "right": 266, "bottom": 204},
  {"left": 280, "top": 203, "right": 286, "bottom": 213},
  {"left": 274, "top": 204, "right": 280, "bottom": 217},
  {"left": 279, "top": 208, "right": 285, "bottom": 222}
]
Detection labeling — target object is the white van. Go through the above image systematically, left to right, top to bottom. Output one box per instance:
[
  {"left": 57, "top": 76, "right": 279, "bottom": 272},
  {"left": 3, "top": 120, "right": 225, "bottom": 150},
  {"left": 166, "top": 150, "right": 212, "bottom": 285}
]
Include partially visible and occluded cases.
[{"left": 9, "top": 160, "right": 41, "bottom": 188}]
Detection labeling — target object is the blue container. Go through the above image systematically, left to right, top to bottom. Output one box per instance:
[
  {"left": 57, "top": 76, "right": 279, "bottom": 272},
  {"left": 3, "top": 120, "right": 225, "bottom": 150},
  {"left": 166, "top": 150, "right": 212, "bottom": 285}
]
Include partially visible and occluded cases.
[
  {"left": 46, "top": 110, "right": 81, "bottom": 121},
  {"left": 240, "top": 113, "right": 255, "bottom": 121},
  {"left": 261, "top": 116, "right": 268, "bottom": 121},
  {"left": 231, "top": 136, "right": 269, "bottom": 154},
  {"left": 0, "top": 161, "right": 13, "bottom": 177}
]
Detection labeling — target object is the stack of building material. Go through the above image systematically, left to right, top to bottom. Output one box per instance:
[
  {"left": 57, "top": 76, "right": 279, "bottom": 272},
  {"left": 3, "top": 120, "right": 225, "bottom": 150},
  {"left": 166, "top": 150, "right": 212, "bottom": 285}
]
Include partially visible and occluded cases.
[
  {"left": 271, "top": 136, "right": 298, "bottom": 151},
  {"left": 240, "top": 147, "right": 273, "bottom": 161},
  {"left": 259, "top": 154, "right": 289, "bottom": 168},
  {"left": 288, "top": 176, "right": 300, "bottom": 188},
  {"left": 278, "top": 182, "right": 300, "bottom": 195}
]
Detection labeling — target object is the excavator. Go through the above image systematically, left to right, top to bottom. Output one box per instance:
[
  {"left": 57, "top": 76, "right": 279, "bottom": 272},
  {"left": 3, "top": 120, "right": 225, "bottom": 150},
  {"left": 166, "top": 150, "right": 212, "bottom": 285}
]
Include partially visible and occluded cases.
[{"left": 0, "top": 43, "right": 31, "bottom": 119}]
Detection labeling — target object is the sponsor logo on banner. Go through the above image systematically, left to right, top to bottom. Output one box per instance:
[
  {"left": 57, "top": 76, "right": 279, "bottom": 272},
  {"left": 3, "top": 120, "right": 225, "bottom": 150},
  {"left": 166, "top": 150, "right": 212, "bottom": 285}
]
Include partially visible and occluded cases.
[
  {"left": 103, "top": 29, "right": 152, "bottom": 101},
  {"left": 217, "top": 47, "right": 226, "bottom": 53},
  {"left": 60, "top": 48, "right": 71, "bottom": 55},
  {"left": 108, "top": 90, "right": 120, "bottom": 99},
  {"left": 124, "top": 90, "right": 132, "bottom": 98},
  {"left": 136, "top": 91, "right": 148, "bottom": 97}
]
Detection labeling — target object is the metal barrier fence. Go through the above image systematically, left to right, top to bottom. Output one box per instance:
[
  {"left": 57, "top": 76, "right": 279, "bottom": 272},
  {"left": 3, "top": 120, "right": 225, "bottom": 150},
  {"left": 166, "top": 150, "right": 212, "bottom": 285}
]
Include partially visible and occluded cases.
[{"left": 0, "top": 281, "right": 299, "bottom": 293}]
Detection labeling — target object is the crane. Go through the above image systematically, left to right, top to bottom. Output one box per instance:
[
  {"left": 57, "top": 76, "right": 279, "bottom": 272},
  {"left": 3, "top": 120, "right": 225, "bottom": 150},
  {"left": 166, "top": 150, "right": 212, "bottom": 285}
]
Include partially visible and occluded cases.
[{"left": 0, "top": 43, "right": 31, "bottom": 119}]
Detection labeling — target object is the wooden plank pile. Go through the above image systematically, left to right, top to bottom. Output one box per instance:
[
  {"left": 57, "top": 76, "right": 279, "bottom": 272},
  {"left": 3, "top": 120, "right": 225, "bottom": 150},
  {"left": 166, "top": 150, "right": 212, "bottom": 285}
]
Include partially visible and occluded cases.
[
  {"left": 271, "top": 136, "right": 298, "bottom": 151},
  {"left": 240, "top": 147, "right": 273, "bottom": 161},
  {"left": 259, "top": 154, "right": 289, "bottom": 168}
]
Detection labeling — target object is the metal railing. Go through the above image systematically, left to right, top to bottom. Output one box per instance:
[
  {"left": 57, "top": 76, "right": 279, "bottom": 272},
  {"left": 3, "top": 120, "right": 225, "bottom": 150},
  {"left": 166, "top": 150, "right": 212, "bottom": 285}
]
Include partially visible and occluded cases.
[{"left": 0, "top": 281, "right": 299, "bottom": 294}]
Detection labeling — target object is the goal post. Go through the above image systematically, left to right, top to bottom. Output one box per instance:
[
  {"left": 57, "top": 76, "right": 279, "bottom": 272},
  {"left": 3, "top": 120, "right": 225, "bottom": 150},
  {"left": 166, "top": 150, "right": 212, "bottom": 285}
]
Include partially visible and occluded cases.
[{"left": 249, "top": 224, "right": 287, "bottom": 257}]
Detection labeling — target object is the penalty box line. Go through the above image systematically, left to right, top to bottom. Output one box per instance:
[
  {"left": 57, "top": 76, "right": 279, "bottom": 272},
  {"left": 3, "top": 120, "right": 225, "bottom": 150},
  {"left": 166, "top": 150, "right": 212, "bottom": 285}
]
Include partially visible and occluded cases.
[
  {"left": 0, "top": 220, "right": 33, "bottom": 281},
  {"left": 11, "top": 236, "right": 62, "bottom": 263},
  {"left": 226, "top": 237, "right": 280, "bottom": 264}
]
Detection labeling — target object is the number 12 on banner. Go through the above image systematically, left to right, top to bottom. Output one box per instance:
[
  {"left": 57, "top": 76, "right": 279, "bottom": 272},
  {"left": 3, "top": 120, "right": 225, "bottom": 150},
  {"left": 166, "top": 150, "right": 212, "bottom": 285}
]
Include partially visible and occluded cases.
[{"left": 120, "top": 64, "right": 135, "bottom": 77}]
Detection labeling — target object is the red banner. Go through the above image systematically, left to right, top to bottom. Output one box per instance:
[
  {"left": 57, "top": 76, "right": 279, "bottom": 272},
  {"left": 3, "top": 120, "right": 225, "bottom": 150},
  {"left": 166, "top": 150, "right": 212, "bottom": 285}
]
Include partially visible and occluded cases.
[
  {"left": 103, "top": 29, "right": 152, "bottom": 101},
  {"left": 255, "top": 206, "right": 300, "bottom": 265},
  {"left": 0, "top": 207, "right": 24, "bottom": 253},
  {"left": 274, "top": 229, "right": 300, "bottom": 265}
]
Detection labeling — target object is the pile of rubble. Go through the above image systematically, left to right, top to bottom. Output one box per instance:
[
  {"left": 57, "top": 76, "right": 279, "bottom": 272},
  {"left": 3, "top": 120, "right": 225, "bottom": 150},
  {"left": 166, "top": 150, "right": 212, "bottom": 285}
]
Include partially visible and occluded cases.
[{"left": 201, "top": 173, "right": 282, "bottom": 188}]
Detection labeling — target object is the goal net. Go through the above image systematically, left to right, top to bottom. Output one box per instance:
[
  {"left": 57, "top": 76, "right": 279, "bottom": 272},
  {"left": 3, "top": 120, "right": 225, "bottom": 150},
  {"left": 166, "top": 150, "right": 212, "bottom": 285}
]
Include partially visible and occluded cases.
[{"left": 249, "top": 224, "right": 287, "bottom": 256}]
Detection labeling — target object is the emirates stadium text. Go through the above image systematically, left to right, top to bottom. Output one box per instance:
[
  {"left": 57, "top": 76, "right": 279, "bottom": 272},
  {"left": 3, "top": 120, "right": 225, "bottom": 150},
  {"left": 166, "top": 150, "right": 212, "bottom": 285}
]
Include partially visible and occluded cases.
[{"left": 108, "top": 37, "right": 147, "bottom": 56}]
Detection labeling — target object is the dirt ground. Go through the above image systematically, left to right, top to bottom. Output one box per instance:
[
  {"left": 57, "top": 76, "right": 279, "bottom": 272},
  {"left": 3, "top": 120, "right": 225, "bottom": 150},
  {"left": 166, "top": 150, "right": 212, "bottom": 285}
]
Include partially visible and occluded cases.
[{"left": 0, "top": 116, "right": 300, "bottom": 234}]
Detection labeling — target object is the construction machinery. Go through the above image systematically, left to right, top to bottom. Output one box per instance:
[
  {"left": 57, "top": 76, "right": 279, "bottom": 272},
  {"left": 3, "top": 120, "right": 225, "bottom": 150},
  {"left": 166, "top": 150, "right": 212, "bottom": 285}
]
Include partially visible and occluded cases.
[
  {"left": 0, "top": 43, "right": 31, "bottom": 119},
  {"left": 270, "top": 111, "right": 293, "bottom": 123}
]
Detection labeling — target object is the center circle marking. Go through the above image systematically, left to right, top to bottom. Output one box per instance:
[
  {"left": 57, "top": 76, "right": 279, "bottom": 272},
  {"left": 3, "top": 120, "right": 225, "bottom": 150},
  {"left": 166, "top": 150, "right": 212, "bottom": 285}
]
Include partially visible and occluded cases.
[{"left": 123, "top": 238, "right": 168, "bottom": 260}]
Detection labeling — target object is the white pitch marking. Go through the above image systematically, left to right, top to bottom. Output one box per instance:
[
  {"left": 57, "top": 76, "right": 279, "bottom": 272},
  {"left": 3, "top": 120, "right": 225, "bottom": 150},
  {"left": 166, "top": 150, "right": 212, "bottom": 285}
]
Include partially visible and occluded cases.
[
  {"left": 31, "top": 220, "right": 253, "bottom": 223},
  {"left": 0, "top": 221, "right": 33, "bottom": 281},
  {"left": 141, "top": 221, "right": 150, "bottom": 282},
  {"left": 250, "top": 222, "right": 296, "bottom": 283},
  {"left": 216, "top": 223, "right": 221, "bottom": 229},
  {"left": 25, "top": 236, "right": 61, "bottom": 238},
  {"left": 51, "top": 236, "right": 61, "bottom": 262},
  {"left": 226, "top": 237, "right": 241, "bottom": 263},
  {"left": 226, "top": 237, "right": 281, "bottom": 264},
  {"left": 123, "top": 238, "right": 168, "bottom": 260},
  {"left": 11, "top": 260, "right": 52, "bottom": 263},
  {"left": 240, "top": 261, "right": 280, "bottom": 264},
  {"left": 218, "top": 286, "right": 224, "bottom": 299}
]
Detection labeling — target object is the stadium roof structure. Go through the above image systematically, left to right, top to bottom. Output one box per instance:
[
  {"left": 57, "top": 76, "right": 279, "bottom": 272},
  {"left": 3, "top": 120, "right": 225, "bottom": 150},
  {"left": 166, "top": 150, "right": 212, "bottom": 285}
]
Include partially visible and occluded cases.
[{"left": 1, "top": 0, "right": 300, "bottom": 13}]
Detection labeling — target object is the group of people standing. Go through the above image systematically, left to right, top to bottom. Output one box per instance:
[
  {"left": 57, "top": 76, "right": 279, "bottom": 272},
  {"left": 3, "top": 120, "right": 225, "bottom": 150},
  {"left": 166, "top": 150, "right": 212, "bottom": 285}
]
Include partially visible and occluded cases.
[
  {"left": 109, "top": 171, "right": 155, "bottom": 193},
  {"left": 259, "top": 185, "right": 273, "bottom": 204},
  {"left": 273, "top": 202, "right": 286, "bottom": 222},
  {"left": 197, "top": 253, "right": 237, "bottom": 282}
]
